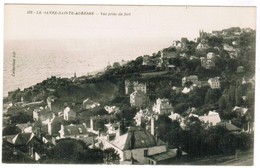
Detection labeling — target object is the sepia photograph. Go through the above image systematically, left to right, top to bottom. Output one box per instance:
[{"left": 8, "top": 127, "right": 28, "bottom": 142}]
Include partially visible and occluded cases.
[{"left": 2, "top": 2, "right": 257, "bottom": 166}]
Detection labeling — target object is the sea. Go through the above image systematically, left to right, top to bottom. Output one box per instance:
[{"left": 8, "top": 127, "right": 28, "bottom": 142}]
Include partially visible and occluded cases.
[{"left": 3, "top": 38, "right": 174, "bottom": 97}]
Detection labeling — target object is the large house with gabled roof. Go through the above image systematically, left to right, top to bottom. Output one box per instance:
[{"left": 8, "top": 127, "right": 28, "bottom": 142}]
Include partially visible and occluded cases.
[
  {"left": 96, "top": 121, "right": 186, "bottom": 164},
  {"left": 58, "top": 123, "right": 96, "bottom": 145}
]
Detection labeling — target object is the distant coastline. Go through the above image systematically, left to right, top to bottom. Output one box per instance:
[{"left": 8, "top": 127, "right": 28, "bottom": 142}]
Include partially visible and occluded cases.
[{"left": 3, "top": 38, "right": 172, "bottom": 97}]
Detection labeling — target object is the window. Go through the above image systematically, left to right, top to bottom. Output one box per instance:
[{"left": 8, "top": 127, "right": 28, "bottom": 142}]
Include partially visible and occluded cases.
[
  {"left": 78, "top": 128, "right": 83, "bottom": 133},
  {"left": 144, "top": 149, "right": 148, "bottom": 157}
]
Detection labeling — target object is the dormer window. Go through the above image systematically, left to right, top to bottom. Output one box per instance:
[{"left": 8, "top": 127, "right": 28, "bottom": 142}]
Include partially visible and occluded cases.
[
  {"left": 78, "top": 128, "right": 83, "bottom": 134},
  {"left": 68, "top": 129, "right": 71, "bottom": 134}
]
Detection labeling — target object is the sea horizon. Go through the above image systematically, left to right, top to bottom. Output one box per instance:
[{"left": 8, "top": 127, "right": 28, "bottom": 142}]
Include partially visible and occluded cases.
[{"left": 3, "top": 37, "right": 180, "bottom": 97}]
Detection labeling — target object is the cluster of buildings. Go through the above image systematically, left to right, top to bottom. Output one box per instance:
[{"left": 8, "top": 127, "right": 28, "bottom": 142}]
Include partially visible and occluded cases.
[
  {"left": 141, "top": 27, "right": 250, "bottom": 73},
  {"left": 3, "top": 28, "right": 254, "bottom": 164},
  {"left": 182, "top": 75, "right": 221, "bottom": 90},
  {"left": 3, "top": 76, "right": 253, "bottom": 164},
  {"left": 125, "top": 80, "right": 149, "bottom": 108},
  {"left": 95, "top": 121, "right": 185, "bottom": 164}
]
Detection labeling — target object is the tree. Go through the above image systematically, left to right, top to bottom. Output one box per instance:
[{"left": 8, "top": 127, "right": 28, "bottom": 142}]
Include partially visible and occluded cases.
[
  {"left": 207, "top": 36, "right": 223, "bottom": 48},
  {"left": 226, "top": 58, "right": 238, "bottom": 72},
  {"left": 187, "top": 59, "right": 201, "bottom": 72},
  {"left": 155, "top": 85, "right": 172, "bottom": 99},
  {"left": 227, "top": 85, "right": 236, "bottom": 107},
  {"left": 205, "top": 88, "right": 222, "bottom": 104},
  {"left": 219, "top": 95, "right": 226, "bottom": 110},
  {"left": 174, "top": 103, "right": 190, "bottom": 114},
  {"left": 120, "top": 104, "right": 137, "bottom": 121},
  {"left": 90, "top": 106, "right": 108, "bottom": 116},
  {"left": 8, "top": 112, "right": 33, "bottom": 124},
  {"left": 156, "top": 115, "right": 174, "bottom": 143},
  {"left": 180, "top": 117, "right": 206, "bottom": 157},
  {"left": 3, "top": 125, "right": 21, "bottom": 136},
  {"left": 203, "top": 126, "right": 229, "bottom": 155},
  {"left": 218, "top": 133, "right": 237, "bottom": 153},
  {"left": 45, "top": 138, "right": 104, "bottom": 164},
  {"left": 47, "top": 138, "right": 86, "bottom": 160},
  {"left": 75, "top": 148, "right": 104, "bottom": 164},
  {"left": 103, "top": 148, "right": 120, "bottom": 164}
]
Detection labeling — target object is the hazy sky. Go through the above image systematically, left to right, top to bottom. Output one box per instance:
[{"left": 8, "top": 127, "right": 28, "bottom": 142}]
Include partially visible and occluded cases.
[
  {"left": 2, "top": 4, "right": 257, "bottom": 96},
  {"left": 5, "top": 5, "right": 256, "bottom": 41}
]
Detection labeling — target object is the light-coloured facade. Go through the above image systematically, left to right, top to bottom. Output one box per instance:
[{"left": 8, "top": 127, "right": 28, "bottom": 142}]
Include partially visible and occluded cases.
[
  {"left": 207, "top": 52, "right": 216, "bottom": 60},
  {"left": 200, "top": 57, "right": 215, "bottom": 69},
  {"left": 182, "top": 75, "right": 199, "bottom": 86},
  {"left": 208, "top": 77, "right": 221, "bottom": 89},
  {"left": 125, "top": 80, "right": 147, "bottom": 95},
  {"left": 134, "top": 83, "right": 147, "bottom": 93},
  {"left": 130, "top": 90, "right": 149, "bottom": 107},
  {"left": 152, "top": 98, "right": 174, "bottom": 115},
  {"left": 63, "top": 106, "right": 76, "bottom": 121},
  {"left": 33, "top": 107, "right": 54, "bottom": 121},
  {"left": 199, "top": 111, "right": 221, "bottom": 126},
  {"left": 96, "top": 126, "right": 178, "bottom": 164}
]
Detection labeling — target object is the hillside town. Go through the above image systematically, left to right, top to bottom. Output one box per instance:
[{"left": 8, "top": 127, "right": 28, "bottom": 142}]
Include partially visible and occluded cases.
[{"left": 2, "top": 27, "right": 255, "bottom": 165}]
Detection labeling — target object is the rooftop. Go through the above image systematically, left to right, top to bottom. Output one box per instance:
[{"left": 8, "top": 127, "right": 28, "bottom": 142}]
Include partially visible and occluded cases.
[
  {"left": 199, "top": 111, "right": 221, "bottom": 126},
  {"left": 217, "top": 122, "right": 241, "bottom": 132},
  {"left": 63, "top": 124, "right": 91, "bottom": 136},
  {"left": 110, "top": 127, "right": 165, "bottom": 151},
  {"left": 4, "top": 133, "right": 36, "bottom": 145},
  {"left": 147, "top": 149, "right": 187, "bottom": 162}
]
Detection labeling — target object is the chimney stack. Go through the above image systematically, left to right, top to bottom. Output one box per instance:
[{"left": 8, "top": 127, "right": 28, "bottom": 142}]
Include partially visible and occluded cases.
[
  {"left": 151, "top": 117, "right": 155, "bottom": 136},
  {"left": 47, "top": 118, "right": 52, "bottom": 135},
  {"left": 90, "top": 118, "right": 94, "bottom": 131},
  {"left": 117, "top": 121, "right": 124, "bottom": 136},
  {"left": 92, "top": 136, "right": 95, "bottom": 148}
]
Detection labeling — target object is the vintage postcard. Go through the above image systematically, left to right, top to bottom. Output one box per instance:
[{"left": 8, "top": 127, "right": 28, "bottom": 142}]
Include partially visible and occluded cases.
[{"left": 2, "top": 4, "right": 256, "bottom": 165}]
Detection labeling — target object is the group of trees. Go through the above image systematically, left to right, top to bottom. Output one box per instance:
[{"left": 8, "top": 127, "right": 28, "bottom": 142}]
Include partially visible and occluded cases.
[
  {"left": 3, "top": 27, "right": 255, "bottom": 163},
  {"left": 156, "top": 114, "right": 253, "bottom": 157},
  {"left": 43, "top": 138, "right": 119, "bottom": 164}
]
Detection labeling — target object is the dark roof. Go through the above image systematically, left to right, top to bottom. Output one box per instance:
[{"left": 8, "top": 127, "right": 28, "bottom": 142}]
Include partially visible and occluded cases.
[
  {"left": 131, "top": 90, "right": 147, "bottom": 97},
  {"left": 83, "top": 98, "right": 95, "bottom": 105},
  {"left": 37, "top": 109, "right": 53, "bottom": 118},
  {"left": 90, "top": 114, "right": 116, "bottom": 121},
  {"left": 51, "top": 116, "right": 65, "bottom": 135},
  {"left": 52, "top": 116, "right": 64, "bottom": 124},
  {"left": 217, "top": 122, "right": 241, "bottom": 132},
  {"left": 16, "top": 123, "right": 31, "bottom": 130},
  {"left": 63, "top": 124, "right": 89, "bottom": 136},
  {"left": 111, "top": 127, "right": 165, "bottom": 150},
  {"left": 5, "top": 133, "right": 37, "bottom": 145},
  {"left": 147, "top": 149, "right": 188, "bottom": 162}
]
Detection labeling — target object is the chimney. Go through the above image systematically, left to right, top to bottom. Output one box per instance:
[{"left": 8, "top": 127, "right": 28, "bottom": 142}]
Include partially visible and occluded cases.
[
  {"left": 47, "top": 97, "right": 52, "bottom": 111},
  {"left": 151, "top": 117, "right": 155, "bottom": 136},
  {"left": 47, "top": 118, "right": 52, "bottom": 135},
  {"left": 90, "top": 118, "right": 94, "bottom": 131},
  {"left": 229, "top": 120, "right": 231, "bottom": 124},
  {"left": 117, "top": 121, "right": 124, "bottom": 136},
  {"left": 82, "top": 122, "right": 86, "bottom": 128},
  {"left": 59, "top": 124, "right": 64, "bottom": 138},
  {"left": 155, "top": 126, "right": 159, "bottom": 142},
  {"left": 97, "top": 129, "right": 101, "bottom": 137},
  {"left": 130, "top": 130, "right": 135, "bottom": 150},
  {"left": 92, "top": 136, "right": 95, "bottom": 148},
  {"left": 130, "top": 151, "right": 134, "bottom": 164}
]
